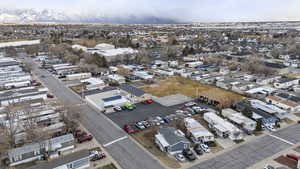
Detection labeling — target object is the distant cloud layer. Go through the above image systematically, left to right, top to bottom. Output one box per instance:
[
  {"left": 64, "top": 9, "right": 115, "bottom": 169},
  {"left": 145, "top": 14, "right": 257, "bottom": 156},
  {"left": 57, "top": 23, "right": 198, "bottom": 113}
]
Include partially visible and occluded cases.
[{"left": 1, "top": 0, "right": 300, "bottom": 22}]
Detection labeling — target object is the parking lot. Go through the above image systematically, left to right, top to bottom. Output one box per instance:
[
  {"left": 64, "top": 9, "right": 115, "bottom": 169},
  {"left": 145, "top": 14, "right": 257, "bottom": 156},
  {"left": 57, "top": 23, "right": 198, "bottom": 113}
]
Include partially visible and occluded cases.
[{"left": 106, "top": 102, "right": 183, "bottom": 128}]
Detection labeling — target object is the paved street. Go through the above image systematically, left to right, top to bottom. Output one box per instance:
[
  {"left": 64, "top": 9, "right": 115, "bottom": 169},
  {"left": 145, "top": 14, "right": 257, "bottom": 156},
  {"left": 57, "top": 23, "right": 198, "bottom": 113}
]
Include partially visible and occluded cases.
[
  {"left": 20, "top": 54, "right": 300, "bottom": 169},
  {"left": 22, "top": 56, "right": 165, "bottom": 169},
  {"left": 189, "top": 124, "right": 300, "bottom": 169}
]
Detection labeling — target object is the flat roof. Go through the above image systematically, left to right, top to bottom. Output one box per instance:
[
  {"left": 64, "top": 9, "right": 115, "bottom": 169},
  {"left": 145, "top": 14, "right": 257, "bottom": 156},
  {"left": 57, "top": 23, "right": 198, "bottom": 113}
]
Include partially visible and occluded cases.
[{"left": 25, "top": 150, "right": 89, "bottom": 169}]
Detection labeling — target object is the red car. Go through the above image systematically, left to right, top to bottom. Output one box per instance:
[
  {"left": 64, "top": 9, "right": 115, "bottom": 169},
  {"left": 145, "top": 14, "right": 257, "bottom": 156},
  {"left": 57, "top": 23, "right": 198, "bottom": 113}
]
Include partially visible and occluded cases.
[
  {"left": 47, "top": 94, "right": 54, "bottom": 98},
  {"left": 143, "top": 99, "right": 154, "bottom": 104},
  {"left": 123, "top": 125, "right": 137, "bottom": 133},
  {"left": 78, "top": 135, "right": 93, "bottom": 143},
  {"left": 286, "top": 153, "right": 299, "bottom": 161}
]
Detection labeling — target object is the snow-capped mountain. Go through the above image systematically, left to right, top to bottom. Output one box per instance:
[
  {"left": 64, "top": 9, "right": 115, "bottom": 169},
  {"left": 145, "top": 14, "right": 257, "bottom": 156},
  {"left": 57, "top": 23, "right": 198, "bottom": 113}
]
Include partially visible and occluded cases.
[{"left": 0, "top": 8, "right": 179, "bottom": 24}]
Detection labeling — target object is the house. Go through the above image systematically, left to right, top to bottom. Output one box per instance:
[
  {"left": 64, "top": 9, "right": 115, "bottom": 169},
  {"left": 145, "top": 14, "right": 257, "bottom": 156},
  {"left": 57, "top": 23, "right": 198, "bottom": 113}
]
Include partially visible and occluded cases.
[
  {"left": 185, "top": 61, "right": 203, "bottom": 68},
  {"left": 154, "top": 68, "right": 174, "bottom": 76},
  {"left": 133, "top": 71, "right": 154, "bottom": 80},
  {"left": 66, "top": 73, "right": 92, "bottom": 81},
  {"left": 107, "top": 74, "right": 126, "bottom": 84},
  {"left": 256, "top": 75, "right": 281, "bottom": 85},
  {"left": 81, "top": 78, "right": 106, "bottom": 90},
  {"left": 273, "top": 78, "right": 299, "bottom": 89},
  {"left": 216, "top": 79, "right": 238, "bottom": 90},
  {"left": 0, "top": 87, "right": 48, "bottom": 107},
  {"left": 266, "top": 93, "right": 300, "bottom": 113},
  {"left": 249, "top": 99, "right": 288, "bottom": 118},
  {"left": 234, "top": 102, "right": 279, "bottom": 127},
  {"left": 221, "top": 108, "right": 257, "bottom": 133},
  {"left": 203, "top": 112, "right": 243, "bottom": 141},
  {"left": 184, "top": 118, "right": 214, "bottom": 144},
  {"left": 155, "top": 126, "right": 190, "bottom": 155},
  {"left": 8, "top": 134, "right": 75, "bottom": 166},
  {"left": 25, "top": 149, "right": 90, "bottom": 169}
]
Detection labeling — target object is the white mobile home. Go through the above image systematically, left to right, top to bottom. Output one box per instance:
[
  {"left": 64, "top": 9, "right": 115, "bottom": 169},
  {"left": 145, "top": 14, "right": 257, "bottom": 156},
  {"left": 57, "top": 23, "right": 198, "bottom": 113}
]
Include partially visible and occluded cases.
[
  {"left": 66, "top": 73, "right": 92, "bottom": 81},
  {"left": 221, "top": 108, "right": 257, "bottom": 132},
  {"left": 203, "top": 112, "right": 243, "bottom": 141},
  {"left": 184, "top": 117, "right": 214, "bottom": 143}
]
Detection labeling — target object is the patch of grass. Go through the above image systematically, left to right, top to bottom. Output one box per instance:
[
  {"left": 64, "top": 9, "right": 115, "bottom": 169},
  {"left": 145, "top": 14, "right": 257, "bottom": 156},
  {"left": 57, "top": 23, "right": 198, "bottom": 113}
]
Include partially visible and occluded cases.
[
  {"left": 287, "top": 73, "right": 300, "bottom": 77},
  {"left": 143, "top": 76, "right": 244, "bottom": 108},
  {"left": 70, "top": 84, "right": 85, "bottom": 93},
  {"left": 295, "top": 113, "right": 300, "bottom": 117},
  {"left": 282, "top": 117, "right": 294, "bottom": 124},
  {"left": 131, "top": 127, "right": 181, "bottom": 169},
  {"left": 253, "top": 131, "right": 264, "bottom": 136},
  {"left": 97, "top": 163, "right": 118, "bottom": 169}
]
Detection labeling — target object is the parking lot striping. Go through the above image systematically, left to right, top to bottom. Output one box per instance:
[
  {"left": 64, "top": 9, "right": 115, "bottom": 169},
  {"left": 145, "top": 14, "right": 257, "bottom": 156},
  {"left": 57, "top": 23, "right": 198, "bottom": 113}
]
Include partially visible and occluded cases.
[
  {"left": 268, "top": 134, "right": 295, "bottom": 146},
  {"left": 103, "top": 136, "right": 128, "bottom": 147}
]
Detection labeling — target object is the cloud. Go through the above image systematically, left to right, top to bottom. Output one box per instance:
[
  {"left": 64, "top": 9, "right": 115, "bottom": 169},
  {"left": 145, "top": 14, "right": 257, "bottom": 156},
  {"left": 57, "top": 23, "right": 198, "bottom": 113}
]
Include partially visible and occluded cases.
[{"left": 0, "top": 0, "right": 299, "bottom": 22}]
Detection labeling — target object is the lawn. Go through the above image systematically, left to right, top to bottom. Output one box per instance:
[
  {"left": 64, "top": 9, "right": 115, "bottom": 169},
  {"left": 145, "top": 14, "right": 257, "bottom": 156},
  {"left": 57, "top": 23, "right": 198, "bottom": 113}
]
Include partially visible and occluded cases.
[
  {"left": 143, "top": 77, "right": 244, "bottom": 108},
  {"left": 131, "top": 127, "right": 181, "bottom": 169}
]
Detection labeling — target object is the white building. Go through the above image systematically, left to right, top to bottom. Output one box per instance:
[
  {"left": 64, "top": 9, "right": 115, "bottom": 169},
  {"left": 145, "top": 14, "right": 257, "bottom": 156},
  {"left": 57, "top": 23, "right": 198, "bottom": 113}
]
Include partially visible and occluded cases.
[
  {"left": 133, "top": 71, "right": 154, "bottom": 80},
  {"left": 66, "top": 73, "right": 92, "bottom": 81},
  {"left": 107, "top": 74, "right": 126, "bottom": 84},
  {"left": 81, "top": 78, "right": 106, "bottom": 90},
  {"left": 274, "top": 78, "right": 299, "bottom": 89},
  {"left": 85, "top": 90, "right": 129, "bottom": 111},
  {"left": 249, "top": 99, "right": 288, "bottom": 118},
  {"left": 221, "top": 108, "right": 257, "bottom": 132},
  {"left": 203, "top": 112, "right": 243, "bottom": 141},
  {"left": 184, "top": 117, "right": 214, "bottom": 143}
]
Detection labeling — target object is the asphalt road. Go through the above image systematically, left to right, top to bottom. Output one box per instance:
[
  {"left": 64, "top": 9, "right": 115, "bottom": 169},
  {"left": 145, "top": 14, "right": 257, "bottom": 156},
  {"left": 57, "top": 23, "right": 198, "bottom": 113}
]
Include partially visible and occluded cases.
[
  {"left": 20, "top": 54, "right": 300, "bottom": 169},
  {"left": 22, "top": 56, "right": 165, "bottom": 169},
  {"left": 189, "top": 124, "right": 300, "bottom": 169}
]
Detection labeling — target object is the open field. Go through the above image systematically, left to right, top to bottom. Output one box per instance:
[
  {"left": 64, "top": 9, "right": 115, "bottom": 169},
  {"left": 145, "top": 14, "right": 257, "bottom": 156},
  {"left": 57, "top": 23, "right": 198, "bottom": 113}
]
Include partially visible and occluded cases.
[
  {"left": 73, "top": 39, "right": 113, "bottom": 47},
  {"left": 143, "top": 77, "right": 244, "bottom": 107},
  {"left": 131, "top": 127, "right": 181, "bottom": 169}
]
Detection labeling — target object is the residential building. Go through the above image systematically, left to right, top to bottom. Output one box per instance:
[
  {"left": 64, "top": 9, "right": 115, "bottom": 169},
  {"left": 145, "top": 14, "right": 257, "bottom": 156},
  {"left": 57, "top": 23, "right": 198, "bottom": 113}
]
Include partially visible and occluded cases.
[
  {"left": 221, "top": 108, "right": 257, "bottom": 133},
  {"left": 203, "top": 112, "right": 243, "bottom": 141},
  {"left": 184, "top": 117, "right": 214, "bottom": 144},
  {"left": 155, "top": 126, "right": 190, "bottom": 155},
  {"left": 8, "top": 134, "right": 75, "bottom": 166},
  {"left": 25, "top": 149, "right": 90, "bottom": 169}
]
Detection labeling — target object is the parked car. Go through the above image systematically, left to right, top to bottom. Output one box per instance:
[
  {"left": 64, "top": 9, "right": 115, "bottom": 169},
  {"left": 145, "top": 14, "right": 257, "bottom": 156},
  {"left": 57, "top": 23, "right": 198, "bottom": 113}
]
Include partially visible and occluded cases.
[
  {"left": 47, "top": 94, "right": 54, "bottom": 98},
  {"left": 143, "top": 99, "right": 154, "bottom": 104},
  {"left": 185, "top": 102, "right": 197, "bottom": 107},
  {"left": 123, "top": 103, "right": 136, "bottom": 110},
  {"left": 113, "top": 106, "right": 122, "bottom": 112},
  {"left": 192, "top": 106, "right": 206, "bottom": 113},
  {"left": 155, "top": 116, "right": 165, "bottom": 124},
  {"left": 163, "top": 117, "right": 171, "bottom": 124},
  {"left": 298, "top": 120, "right": 300, "bottom": 124},
  {"left": 142, "top": 121, "right": 151, "bottom": 128},
  {"left": 135, "top": 122, "right": 145, "bottom": 130},
  {"left": 123, "top": 125, "right": 137, "bottom": 133},
  {"left": 265, "top": 125, "right": 276, "bottom": 132},
  {"left": 74, "top": 129, "right": 87, "bottom": 138},
  {"left": 78, "top": 135, "right": 93, "bottom": 143},
  {"left": 200, "top": 144, "right": 210, "bottom": 153},
  {"left": 193, "top": 145, "right": 204, "bottom": 155},
  {"left": 182, "top": 149, "right": 196, "bottom": 161},
  {"left": 90, "top": 152, "right": 106, "bottom": 161},
  {"left": 175, "top": 153, "right": 186, "bottom": 162},
  {"left": 286, "top": 153, "right": 300, "bottom": 161},
  {"left": 264, "top": 165, "right": 275, "bottom": 169}
]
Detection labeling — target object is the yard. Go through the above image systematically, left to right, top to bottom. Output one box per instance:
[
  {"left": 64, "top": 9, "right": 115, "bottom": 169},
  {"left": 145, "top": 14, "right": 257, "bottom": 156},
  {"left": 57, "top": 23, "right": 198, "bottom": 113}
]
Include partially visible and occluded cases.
[
  {"left": 143, "top": 77, "right": 244, "bottom": 108},
  {"left": 131, "top": 127, "right": 181, "bottom": 169}
]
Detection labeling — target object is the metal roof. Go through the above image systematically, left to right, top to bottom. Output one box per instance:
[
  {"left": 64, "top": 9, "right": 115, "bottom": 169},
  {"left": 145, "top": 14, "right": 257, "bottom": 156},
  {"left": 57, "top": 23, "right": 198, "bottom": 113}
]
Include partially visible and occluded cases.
[{"left": 118, "top": 84, "right": 145, "bottom": 97}]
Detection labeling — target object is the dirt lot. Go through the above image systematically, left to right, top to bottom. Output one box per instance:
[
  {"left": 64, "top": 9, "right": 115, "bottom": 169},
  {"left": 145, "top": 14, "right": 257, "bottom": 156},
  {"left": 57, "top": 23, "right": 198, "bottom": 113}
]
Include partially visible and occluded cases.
[
  {"left": 143, "top": 77, "right": 244, "bottom": 108},
  {"left": 70, "top": 84, "right": 86, "bottom": 93},
  {"left": 131, "top": 127, "right": 181, "bottom": 169},
  {"left": 274, "top": 155, "right": 298, "bottom": 169},
  {"left": 97, "top": 163, "right": 118, "bottom": 169}
]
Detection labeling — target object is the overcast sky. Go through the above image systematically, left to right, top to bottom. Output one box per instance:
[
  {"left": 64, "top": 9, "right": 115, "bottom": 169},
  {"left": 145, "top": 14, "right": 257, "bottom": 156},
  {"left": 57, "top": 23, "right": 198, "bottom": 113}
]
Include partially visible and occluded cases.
[{"left": 1, "top": 0, "right": 300, "bottom": 22}]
